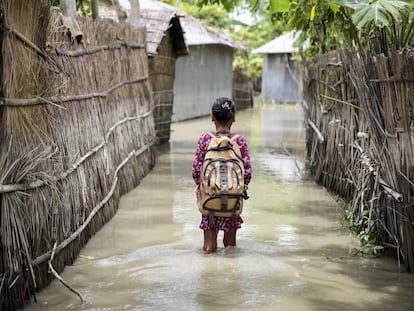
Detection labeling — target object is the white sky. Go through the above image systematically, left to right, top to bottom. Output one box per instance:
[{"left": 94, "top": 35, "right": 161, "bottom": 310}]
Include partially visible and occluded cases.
[{"left": 119, "top": 0, "right": 130, "bottom": 9}]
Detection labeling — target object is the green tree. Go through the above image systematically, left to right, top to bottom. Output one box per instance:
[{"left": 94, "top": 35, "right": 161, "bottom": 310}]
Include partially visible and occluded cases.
[
  {"left": 200, "top": 0, "right": 414, "bottom": 55},
  {"left": 332, "top": 0, "right": 414, "bottom": 51}
]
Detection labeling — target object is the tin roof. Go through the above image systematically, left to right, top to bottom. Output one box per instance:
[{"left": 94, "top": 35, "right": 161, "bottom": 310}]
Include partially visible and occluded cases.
[
  {"left": 179, "top": 14, "right": 243, "bottom": 50},
  {"left": 252, "top": 32, "right": 300, "bottom": 54}
]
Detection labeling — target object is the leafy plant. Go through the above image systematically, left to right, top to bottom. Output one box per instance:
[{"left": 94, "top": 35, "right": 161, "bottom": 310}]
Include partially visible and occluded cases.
[
  {"left": 197, "top": 0, "right": 241, "bottom": 11},
  {"left": 202, "top": 0, "right": 414, "bottom": 56},
  {"left": 332, "top": 0, "right": 414, "bottom": 50},
  {"left": 340, "top": 202, "right": 384, "bottom": 257}
]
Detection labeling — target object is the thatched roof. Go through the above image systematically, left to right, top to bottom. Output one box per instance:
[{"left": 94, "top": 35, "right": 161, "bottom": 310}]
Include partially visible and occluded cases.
[
  {"left": 99, "top": 0, "right": 188, "bottom": 57},
  {"left": 140, "top": 0, "right": 188, "bottom": 56},
  {"left": 253, "top": 32, "right": 300, "bottom": 54}
]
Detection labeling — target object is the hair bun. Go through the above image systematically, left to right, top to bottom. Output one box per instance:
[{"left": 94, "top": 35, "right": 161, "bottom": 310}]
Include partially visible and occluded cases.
[
  {"left": 212, "top": 97, "right": 236, "bottom": 123},
  {"left": 222, "top": 101, "right": 231, "bottom": 110}
]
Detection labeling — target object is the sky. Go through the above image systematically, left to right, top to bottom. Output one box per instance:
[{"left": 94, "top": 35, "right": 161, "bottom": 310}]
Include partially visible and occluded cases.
[{"left": 119, "top": 0, "right": 130, "bottom": 9}]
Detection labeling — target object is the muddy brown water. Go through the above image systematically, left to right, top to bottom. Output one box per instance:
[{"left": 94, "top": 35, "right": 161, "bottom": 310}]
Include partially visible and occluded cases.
[{"left": 27, "top": 103, "right": 414, "bottom": 311}]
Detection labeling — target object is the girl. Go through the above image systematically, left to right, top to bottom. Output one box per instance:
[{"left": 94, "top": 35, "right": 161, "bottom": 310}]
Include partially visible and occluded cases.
[{"left": 192, "top": 97, "right": 252, "bottom": 253}]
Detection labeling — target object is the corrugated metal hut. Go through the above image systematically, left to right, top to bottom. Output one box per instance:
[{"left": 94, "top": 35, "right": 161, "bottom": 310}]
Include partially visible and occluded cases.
[
  {"left": 140, "top": 0, "right": 188, "bottom": 143},
  {"left": 173, "top": 15, "right": 242, "bottom": 121},
  {"left": 253, "top": 32, "right": 303, "bottom": 103}
]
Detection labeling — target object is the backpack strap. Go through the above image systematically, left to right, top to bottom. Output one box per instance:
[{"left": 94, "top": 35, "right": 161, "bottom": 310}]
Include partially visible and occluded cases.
[
  {"left": 207, "top": 131, "right": 240, "bottom": 140},
  {"left": 230, "top": 134, "right": 240, "bottom": 142}
]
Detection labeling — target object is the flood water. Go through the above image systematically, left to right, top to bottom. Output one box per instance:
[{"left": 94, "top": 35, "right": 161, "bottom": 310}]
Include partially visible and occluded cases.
[{"left": 27, "top": 103, "right": 414, "bottom": 311}]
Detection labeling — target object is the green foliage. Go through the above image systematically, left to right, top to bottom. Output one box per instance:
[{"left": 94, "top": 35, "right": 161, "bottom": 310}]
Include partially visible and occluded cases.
[
  {"left": 52, "top": 0, "right": 92, "bottom": 16},
  {"left": 197, "top": 0, "right": 241, "bottom": 11},
  {"left": 208, "top": 0, "right": 414, "bottom": 56},
  {"left": 269, "top": 0, "right": 290, "bottom": 12},
  {"left": 275, "top": 0, "right": 414, "bottom": 54},
  {"left": 330, "top": 0, "right": 414, "bottom": 50},
  {"left": 333, "top": 0, "right": 409, "bottom": 28},
  {"left": 179, "top": 1, "right": 233, "bottom": 29},
  {"left": 340, "top": 202, "right": 384, "bottom": 257}
]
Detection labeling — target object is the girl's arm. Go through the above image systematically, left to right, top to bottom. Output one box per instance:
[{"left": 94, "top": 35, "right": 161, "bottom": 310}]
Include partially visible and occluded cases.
[
  {"left": 192, "top": 133, "right": 210, "bottom": 184},
  {"left": 237, "top": 137, "right": 252, "bottom": 185}
]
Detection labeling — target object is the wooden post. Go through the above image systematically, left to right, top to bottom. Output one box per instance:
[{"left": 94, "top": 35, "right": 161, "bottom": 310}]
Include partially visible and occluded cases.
[
  {"left": 91, "top": 0, "right": 99, "bottom": 20},
  {"left": 129, "top": 0, "right": 141, "bottom": 27}
]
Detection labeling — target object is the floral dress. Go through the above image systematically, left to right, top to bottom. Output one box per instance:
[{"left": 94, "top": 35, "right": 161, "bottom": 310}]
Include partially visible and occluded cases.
[{"left": 192, "top": 132, "right": 252, "bottom": 233}]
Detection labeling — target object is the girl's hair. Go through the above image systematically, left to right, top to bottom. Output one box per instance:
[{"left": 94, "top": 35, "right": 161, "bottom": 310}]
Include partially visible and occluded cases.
[{"left": 212, "top": 97, "right": 236, "bottom": 124}]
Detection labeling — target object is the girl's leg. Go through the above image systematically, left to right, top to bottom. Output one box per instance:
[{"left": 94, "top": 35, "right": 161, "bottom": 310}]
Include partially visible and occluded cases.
[
  {"left": 223, "top": 229, "right": 236, "bottom": 247},
  {"left": 204, "top": 230, "right": 217, "bottom": 253}
]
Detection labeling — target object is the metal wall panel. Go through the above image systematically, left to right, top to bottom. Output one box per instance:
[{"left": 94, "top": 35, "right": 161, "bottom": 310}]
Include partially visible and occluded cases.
[
  {"left": 173, "top": 45, "right": 234, "bottom": 121},
  {"left": 262, "top": 54, "right": 303, "bottom": 102}
]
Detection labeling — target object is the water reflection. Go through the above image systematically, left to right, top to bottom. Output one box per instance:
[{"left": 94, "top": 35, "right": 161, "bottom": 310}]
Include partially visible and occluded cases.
[
  {"left": 26, "top": 103, "right": 414, "bottom": 311},
  {"left": 258, "top": 149, "right": 304, "bottom": 182}
]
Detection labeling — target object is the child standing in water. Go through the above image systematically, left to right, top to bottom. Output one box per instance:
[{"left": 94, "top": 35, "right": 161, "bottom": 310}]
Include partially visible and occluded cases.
[{"left": 192, "top": 97, "right": 252, "bottom": 253}]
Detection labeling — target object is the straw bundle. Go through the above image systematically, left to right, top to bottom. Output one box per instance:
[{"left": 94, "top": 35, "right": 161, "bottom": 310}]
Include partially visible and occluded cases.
[
  {"left": 1, "top": 2, "right": 156, "bottom": 309},
  {"left": 303, "top": 47, "right": 414, "bottom": 272}
]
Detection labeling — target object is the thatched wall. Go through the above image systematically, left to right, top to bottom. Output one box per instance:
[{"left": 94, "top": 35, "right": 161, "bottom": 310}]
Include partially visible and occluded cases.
[
  {"left": 0, "top": 2, "right": 156, "bottom": 310},
  {"left": 149, "top": 31, "right": 177, "bottom": 144},
  {"left": 303, "top": 48, "right": 414, "bottom": 272},
  {"left": 233, "top": 68, "right": 254, "bottom": 110}
]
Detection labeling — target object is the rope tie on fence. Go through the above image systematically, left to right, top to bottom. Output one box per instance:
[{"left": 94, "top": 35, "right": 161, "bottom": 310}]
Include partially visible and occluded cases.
[{"left": 0, "top": 76, "right": 149, "bottom": 107}]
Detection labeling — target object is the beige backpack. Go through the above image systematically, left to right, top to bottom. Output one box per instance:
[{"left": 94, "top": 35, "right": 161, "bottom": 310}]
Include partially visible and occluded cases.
[{"left": 198, "top": 132, "right": 247, "bottom": 217}]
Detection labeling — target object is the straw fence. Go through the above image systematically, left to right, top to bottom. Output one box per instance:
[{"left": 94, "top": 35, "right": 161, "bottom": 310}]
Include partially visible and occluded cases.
[
  {"left": 0, "top": 2, "right": 156, "bottom": 310},
  {"left": 303, "top": 48, "right": 414, "bottom": 272}
]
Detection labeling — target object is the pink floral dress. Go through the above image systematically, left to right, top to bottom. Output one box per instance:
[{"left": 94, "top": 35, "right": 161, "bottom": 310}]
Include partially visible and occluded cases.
[{"left": 192, "top": 132, "right": 252, "bottom": 233}]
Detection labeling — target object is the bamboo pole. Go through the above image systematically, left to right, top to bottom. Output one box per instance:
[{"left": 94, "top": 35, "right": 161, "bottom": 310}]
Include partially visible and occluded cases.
[
  {"left": 91, "top": 0, "right": 99, "bottom": 20},
  {"left": 129, "top": 0, "right": 141, "bottom": 27},
  {"left": 0, "top": 76, "right": 149, "bottom": 107},
  {"left": 307, "top": 119, "right": 325, "bottom": 142},
  {"left": 48, "top": 241, "right": 84, "bottom": 302}
]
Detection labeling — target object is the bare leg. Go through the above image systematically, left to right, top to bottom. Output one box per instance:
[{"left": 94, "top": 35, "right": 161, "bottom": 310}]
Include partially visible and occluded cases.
[
  {"left": 223, "top": 229, "right": 236, "bottom": 247},
  {"left": 204, "top": 230, "right": 217, "bottom": 253}
]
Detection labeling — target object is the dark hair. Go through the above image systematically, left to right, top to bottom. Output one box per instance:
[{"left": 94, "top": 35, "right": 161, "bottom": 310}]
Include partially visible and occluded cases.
[{"left": 211, "top": 97, "right": 236, "bottom": 124}]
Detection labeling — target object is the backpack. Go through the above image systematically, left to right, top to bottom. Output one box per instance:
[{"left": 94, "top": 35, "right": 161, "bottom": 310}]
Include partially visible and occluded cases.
[{"left": 198, "top": 132, "right": 248, "bottom": 217}]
